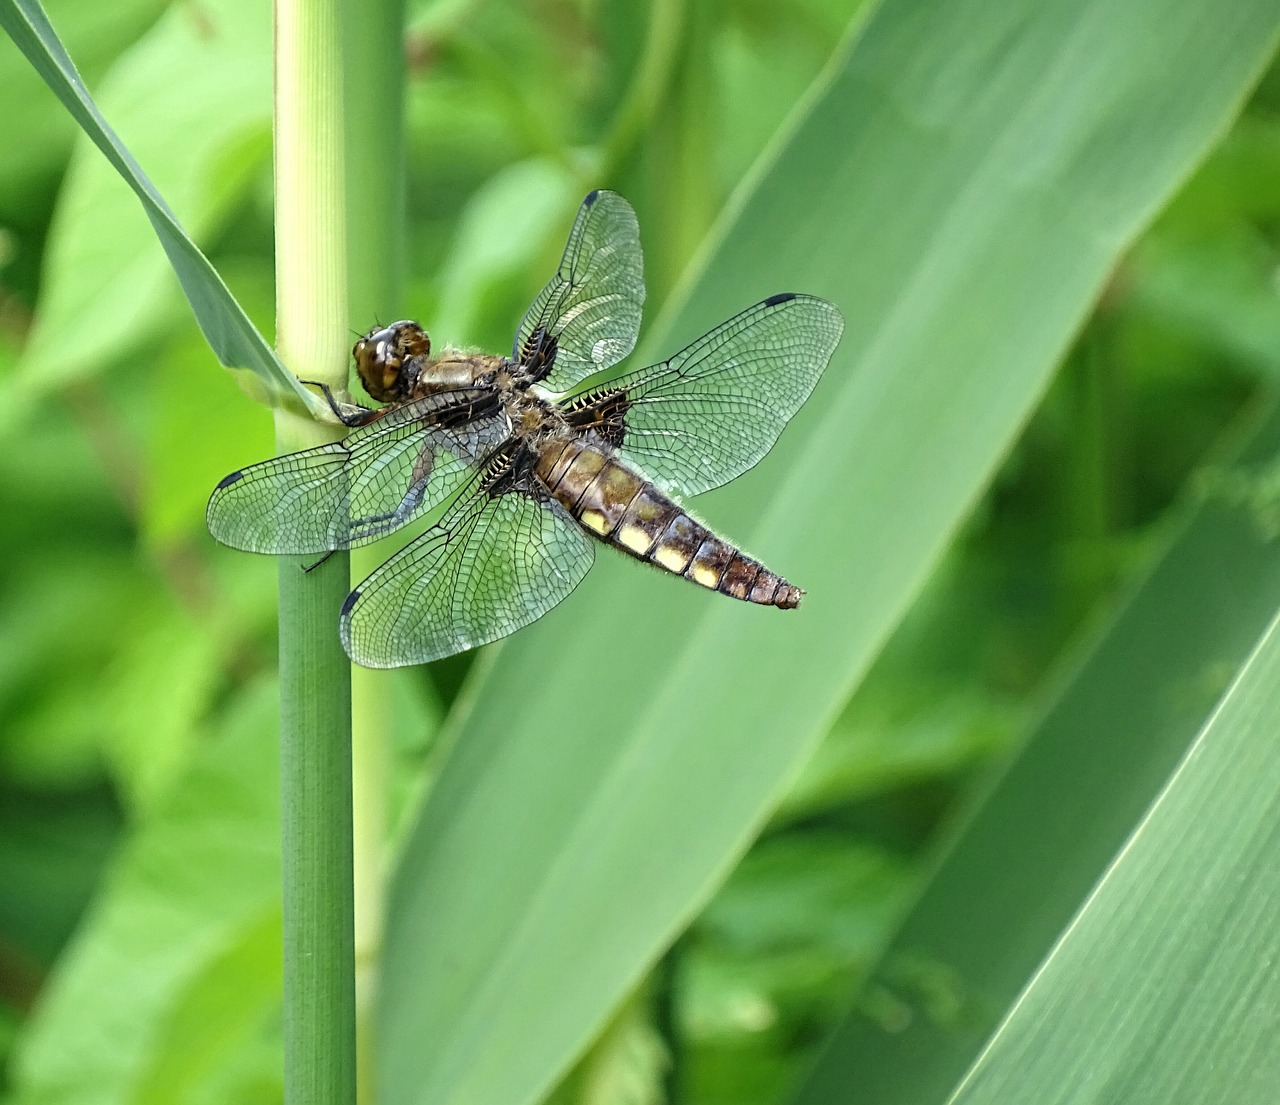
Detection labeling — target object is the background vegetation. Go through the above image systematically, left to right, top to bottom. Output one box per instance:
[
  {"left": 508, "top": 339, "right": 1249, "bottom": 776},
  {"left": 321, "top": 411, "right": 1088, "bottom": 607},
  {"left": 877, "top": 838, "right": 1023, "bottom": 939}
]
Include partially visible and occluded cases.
[{"left": 1, "top": 1, "right": 1279, "bottom": 1104}]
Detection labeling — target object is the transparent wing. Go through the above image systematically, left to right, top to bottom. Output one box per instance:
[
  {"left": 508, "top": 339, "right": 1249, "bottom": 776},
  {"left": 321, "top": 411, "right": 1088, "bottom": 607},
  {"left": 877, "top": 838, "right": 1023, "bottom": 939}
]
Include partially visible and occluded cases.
[
  {"left": 513, "top": 190, "right": 645, "bottom": 392},
  {"left": 564, "top": 294, "right": 844, "bottom": 497},
  {"left": 206, "top": 390, "right": 508, "bottom": 554},
  {"left": 340, "top": 478, "right": 596, "bottom": 668}
]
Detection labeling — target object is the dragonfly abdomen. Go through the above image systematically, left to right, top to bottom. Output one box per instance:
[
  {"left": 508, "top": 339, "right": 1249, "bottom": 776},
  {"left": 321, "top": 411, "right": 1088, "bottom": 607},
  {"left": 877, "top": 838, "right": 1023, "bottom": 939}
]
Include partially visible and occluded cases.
[{"left": 534, "top": 438, "right": 802, "bottom": 609}]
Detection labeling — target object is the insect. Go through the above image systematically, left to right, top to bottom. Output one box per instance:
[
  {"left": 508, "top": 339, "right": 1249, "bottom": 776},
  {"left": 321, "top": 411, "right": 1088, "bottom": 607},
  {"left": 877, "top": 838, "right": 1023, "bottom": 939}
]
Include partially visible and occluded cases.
[{"left": 207, "top": 191, "right": 844, "bottom": 667}]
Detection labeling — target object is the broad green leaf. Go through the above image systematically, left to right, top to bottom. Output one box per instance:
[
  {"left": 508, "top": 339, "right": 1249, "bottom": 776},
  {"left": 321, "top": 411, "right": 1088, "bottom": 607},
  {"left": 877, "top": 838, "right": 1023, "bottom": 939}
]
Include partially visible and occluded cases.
[
  {"left": 0, "top": 0, "right": 319, "bottom": 417},
  {"left": 0, "top": 0, "right": 164, "bottom": 220},
  {"left": 15, "top": 0, "right": 273, "bottom": 398},
  {"left": 378, "top": 3, "right": 1280, "bottom": 1105},
  {"left": 791, "top": 400, "right": 1280, "bottom": 1105},
  {"left": 0, "top": 554, "right": 146, "bottom": 787},
  {"left": 948, "top": 591, "right": 1280, "bottom": 1104},
  {"left": 96, "top": 597, "right": 225, "bottom": 814},
  {"left": 9, "top": 680, "right": 282, "bottom": 1105},
  {"left": 132, "top": 909, "right": 282, "bottom": 1105}
]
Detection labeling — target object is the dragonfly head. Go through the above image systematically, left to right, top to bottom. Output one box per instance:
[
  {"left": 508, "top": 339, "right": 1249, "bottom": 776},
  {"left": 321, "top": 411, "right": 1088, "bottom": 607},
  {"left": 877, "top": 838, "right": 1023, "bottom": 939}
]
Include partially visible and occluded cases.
[{"left": 353, "top": 320, "right": 431, "bottom": 403}]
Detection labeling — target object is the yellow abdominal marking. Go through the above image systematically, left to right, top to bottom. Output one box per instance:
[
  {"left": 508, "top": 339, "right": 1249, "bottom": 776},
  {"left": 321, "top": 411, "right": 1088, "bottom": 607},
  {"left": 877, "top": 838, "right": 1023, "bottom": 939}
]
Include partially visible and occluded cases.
[
  {"left": 579, "top": 509, "right": 609, "bottom": 535},
  {"left": 618, "top": 523, "right": 654, "bottom": 554},
  {"left": 653, "top": 545, "right": 690, "bottom": 573},
  {"left": 689, "top": 564, "right": 721, "bottom": 589}
]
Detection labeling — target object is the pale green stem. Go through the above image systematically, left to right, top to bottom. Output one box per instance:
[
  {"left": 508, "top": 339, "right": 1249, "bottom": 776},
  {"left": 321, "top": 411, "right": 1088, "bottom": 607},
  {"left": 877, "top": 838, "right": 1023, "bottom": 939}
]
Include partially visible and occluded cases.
[
  {"left": 274, "top": 0, "right": 356, "bottom": 1101},
  {"left": 341, "top": 0, "right": 407, "bottom": 1099}
]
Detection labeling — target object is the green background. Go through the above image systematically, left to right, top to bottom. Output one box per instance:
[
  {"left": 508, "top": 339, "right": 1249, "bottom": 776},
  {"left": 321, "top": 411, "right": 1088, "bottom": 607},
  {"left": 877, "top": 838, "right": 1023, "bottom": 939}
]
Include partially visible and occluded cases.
[{"left": 2, "top": 1, "right": 1280, "bottom": 1103}]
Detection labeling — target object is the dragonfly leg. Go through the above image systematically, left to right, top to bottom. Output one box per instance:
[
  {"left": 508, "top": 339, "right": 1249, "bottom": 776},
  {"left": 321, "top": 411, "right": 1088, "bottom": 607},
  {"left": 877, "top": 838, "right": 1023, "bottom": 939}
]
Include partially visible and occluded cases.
[
  {"left": 300, "top": 380, "right": 382, "bottom": 427},
  {"left": 345, "top": 465, "right": 434, "bottom": 543},
  {"left": 300, "top": 478, "right": 428, "bottom": 562},
  {"left": 302, "top": 550, "right": 337, "bottom": 573}
]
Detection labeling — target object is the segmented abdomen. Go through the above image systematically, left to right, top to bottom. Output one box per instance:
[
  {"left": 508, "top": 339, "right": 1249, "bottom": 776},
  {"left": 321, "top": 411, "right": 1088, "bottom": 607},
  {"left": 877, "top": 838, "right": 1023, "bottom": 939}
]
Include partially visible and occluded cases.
[{"left": 533, "top": 438, "right": 802, "bottom": 608}]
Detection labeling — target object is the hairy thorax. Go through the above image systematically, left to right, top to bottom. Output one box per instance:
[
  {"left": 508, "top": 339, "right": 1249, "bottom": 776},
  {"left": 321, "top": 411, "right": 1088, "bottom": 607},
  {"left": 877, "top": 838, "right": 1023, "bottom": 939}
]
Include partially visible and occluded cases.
[
  {"left": 412, "top": 351, "right": 506, "bottom": 396},
  {"left": 493, "top": 370, "right": 571, "bottom": 450}
]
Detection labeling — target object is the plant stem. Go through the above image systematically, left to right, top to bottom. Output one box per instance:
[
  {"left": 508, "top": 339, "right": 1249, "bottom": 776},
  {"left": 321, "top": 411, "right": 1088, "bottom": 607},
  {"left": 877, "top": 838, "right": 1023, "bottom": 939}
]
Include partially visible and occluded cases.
[
  {"left": 274, "top": 0, "right": 356, "bottom": 1099},
  {"left": 342, "top": 0, "right": 407, "bottom": 1097},
  {"left": 277, "top": 541, "right": 356, "bottom": 1105}
]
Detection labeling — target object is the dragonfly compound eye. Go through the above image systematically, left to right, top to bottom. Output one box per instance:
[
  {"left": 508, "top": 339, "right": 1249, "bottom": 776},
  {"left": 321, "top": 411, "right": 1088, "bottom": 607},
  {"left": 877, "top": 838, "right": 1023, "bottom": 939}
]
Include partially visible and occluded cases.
[{"left": 353, "top": 321, "right": 429, "bottom": 402}]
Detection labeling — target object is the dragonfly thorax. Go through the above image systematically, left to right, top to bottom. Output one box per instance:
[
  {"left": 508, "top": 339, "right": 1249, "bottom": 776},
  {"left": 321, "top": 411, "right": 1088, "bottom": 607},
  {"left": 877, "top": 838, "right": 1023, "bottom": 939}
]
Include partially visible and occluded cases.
[{"left": 413, "top": 351, "right": 505, "bottom": 397}]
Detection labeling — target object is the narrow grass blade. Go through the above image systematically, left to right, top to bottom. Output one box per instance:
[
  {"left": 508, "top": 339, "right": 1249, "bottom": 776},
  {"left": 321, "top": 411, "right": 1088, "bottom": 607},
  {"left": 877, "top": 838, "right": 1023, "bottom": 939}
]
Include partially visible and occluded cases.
[{"left": 0, "top": 0, "right": 320, "bottom": 415}]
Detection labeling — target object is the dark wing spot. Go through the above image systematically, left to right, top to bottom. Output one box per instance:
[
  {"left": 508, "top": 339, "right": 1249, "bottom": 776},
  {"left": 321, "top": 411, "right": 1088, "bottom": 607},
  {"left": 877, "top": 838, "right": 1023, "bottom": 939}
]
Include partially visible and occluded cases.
[
  {"left": 584, "top": 189, "right": 600, "bottom": 206},
  {"left": 763, "top": 292, "right": 796, "bottom": 307},
  {"left": 566, "top": 388, "right": 631, "bottom": 448},
  {"left": 214, "top": 470, "right": 245, "bottom": 491},
  {"left": 340, "top": 589, "right": 361, "bottom": 617}
]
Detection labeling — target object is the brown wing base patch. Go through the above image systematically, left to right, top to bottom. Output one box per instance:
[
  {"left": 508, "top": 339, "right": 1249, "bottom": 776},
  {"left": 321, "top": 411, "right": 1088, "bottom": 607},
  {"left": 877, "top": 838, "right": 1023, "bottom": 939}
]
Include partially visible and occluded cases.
[
  {"left": 519, "top": 325, "right": 559, "bottom": 383},
  {"left": 566, "top": 387, "right": 631, "bottom": 448}
]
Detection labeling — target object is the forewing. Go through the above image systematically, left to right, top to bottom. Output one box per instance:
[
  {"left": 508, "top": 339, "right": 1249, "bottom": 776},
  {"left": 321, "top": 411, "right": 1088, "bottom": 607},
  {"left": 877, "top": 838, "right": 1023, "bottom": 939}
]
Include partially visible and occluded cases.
[
  {"left": 513, "top": 190, "right": 645, "bottom": 392},
  {"left": 566, "top": 294, "right": 844, "bottom": 497},
  {"left": 206, "top": 390, "right": 507, "bottom": 554},
  {"left": 339, "top": 483, "right": 596, "bottom": 667}
]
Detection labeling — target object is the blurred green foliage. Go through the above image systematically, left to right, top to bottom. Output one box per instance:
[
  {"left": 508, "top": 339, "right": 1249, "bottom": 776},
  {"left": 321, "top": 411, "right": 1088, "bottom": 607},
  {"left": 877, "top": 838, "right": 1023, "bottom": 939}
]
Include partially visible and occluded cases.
[{"left": 0, "top": 1, "right": 1278, "bottom": 1103}]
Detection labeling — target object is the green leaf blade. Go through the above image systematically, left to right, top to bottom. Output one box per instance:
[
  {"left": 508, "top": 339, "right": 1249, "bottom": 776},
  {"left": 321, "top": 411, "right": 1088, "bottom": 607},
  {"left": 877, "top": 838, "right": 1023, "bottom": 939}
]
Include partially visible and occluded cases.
[
  {"left": 0, "top": 0, "right": 318, "bottom": 414},
  {"left": 17, "top": 0, "right": 274, "bottom": 395},
  {"left": 378, "top": 3, "right": 1280, "bottom": 1105},
  {"left": 791, "top": 400, "right": 1280, "bottom": 1105},
  {"left": 950, "top": 603, "right": 1280, "bottom": 1105},
  {"left": 9, "top": 683, "right": 283, "bottom": 1105}
]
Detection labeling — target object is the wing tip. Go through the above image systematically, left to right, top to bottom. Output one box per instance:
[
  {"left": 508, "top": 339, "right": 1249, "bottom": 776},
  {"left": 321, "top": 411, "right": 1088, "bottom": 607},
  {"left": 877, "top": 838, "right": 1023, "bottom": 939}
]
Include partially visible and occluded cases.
[
  {"left": 584, "top": 188, "right": 600, "bottom": 206},
  {"left": 762, "top": 291, "right": 846, "bottom": 340},
  {"left": 213, "top": 469, "right": 245, "bottom": 492},
  {"left": 206, "top": 471, "right": 242, "bottom": 542},
  {"left": 339, "top": 593, "right": 413, "bottom": 669}
]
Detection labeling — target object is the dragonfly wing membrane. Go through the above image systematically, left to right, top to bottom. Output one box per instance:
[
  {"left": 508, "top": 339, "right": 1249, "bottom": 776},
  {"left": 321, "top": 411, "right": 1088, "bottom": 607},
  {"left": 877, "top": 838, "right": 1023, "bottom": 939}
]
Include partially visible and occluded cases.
[
  {"left": 208, "top": 190, "right": 842, "bottom": 668},
  {"left": 514, "top": 190, "right": 645, "bottom": 392},
  {"left": 566, "top": 294, "right": 844, "bottom": 497},
  {"left": 206, "top": 389, "right": 507, "bottom": 554},
  {"left": 340, "top": 474, "right": 595, "bottom": 667}
]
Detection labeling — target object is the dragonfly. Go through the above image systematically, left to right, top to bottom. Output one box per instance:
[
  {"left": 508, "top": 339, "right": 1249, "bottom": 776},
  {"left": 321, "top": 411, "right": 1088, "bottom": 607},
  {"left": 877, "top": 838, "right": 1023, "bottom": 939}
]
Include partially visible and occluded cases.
[{"left": 207, "top": 190, "right": 844, "bottom": 667}]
